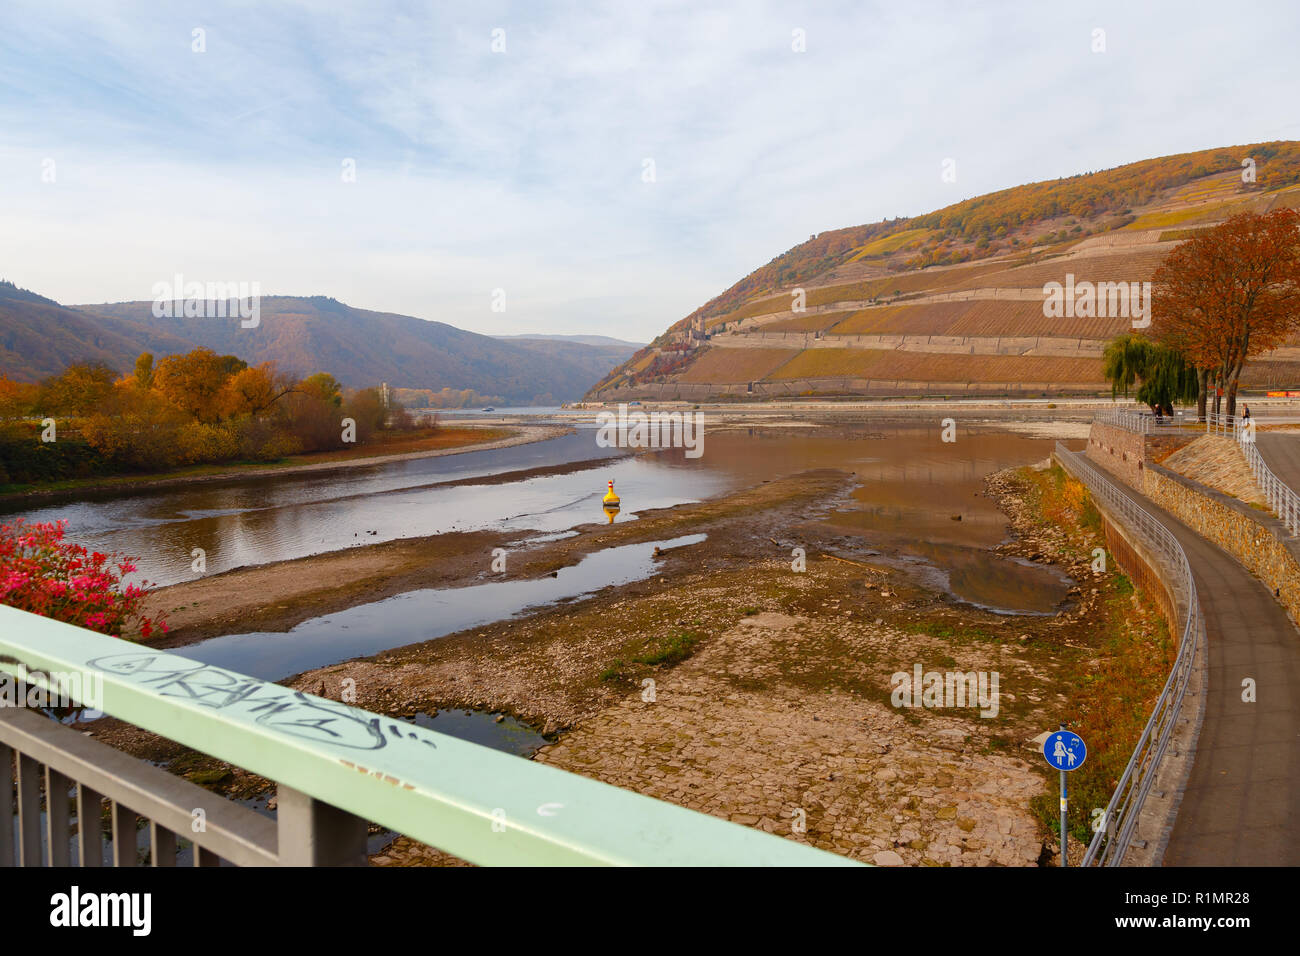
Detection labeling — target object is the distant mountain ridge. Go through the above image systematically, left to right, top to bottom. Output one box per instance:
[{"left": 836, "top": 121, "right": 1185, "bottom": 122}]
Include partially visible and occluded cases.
[
  {"left": 0, "top": 287, "right": 638, "bottom": 403},
  {"left": 493, "top": 333, "right": 645, "bottom": 349}
]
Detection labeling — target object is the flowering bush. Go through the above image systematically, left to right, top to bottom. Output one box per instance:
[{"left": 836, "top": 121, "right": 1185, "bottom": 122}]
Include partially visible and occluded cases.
[{"left": 0, "top": 518, "right": 167, "bottom": 640}]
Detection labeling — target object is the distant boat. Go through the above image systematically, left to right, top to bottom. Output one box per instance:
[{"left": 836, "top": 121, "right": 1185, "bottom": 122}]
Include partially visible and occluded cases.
[{"left": 482, "top": 406, "right": 495, "bottom": 411}]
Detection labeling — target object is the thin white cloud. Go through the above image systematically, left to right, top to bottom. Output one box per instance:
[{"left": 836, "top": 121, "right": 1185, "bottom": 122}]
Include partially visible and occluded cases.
[{"left": 0, "top": 0, "right": 1297, "bottom": 339}]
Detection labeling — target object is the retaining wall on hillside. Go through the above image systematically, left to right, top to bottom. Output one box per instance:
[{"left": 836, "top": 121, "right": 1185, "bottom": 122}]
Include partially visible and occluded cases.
[
  {"left": 706, "top": 330, "right": 1106, "bottom": 358},
  {"left": 602, "top": 377, "right": 1104, "bottom": 402},
  {"left": 1085, "top": 419, "right": 1300, "bottom": 625},
  {"left": 1086, "top": 422, "right": 1194, "bottom": 489},
  {"left": 1143, "top": 463, "right": 1300, "bottom": 626}
]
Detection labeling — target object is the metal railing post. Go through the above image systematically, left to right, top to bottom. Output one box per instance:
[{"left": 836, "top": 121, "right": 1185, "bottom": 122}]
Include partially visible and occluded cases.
[
  {"left": 0, "top": 744, "right": 13, "bottom": 866},
  {"left": 17, "top": 754, "right": 42, "bottom": 866},
  {"left": 45, "top": 767, "right": 72, "bottom": 867},
  {"left": 77, "top": 784, "right": 105, "bottom": 867},
  {"left": 275, "top": 786, "right": 369, "bottom": 866},
  {"left": 111, "top": 802, "right": 138, "bottom": 867}
]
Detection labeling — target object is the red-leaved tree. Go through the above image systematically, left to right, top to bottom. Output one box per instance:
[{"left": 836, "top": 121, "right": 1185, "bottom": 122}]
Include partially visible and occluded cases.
[{"left": 1152, "top": 208, "right": 1300, "bottom": 418}]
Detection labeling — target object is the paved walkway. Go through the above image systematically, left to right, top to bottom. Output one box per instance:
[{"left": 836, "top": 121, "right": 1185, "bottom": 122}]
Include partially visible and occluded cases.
[{"left": 1089, "top": 457, "right": 1300, "bottom": 865}]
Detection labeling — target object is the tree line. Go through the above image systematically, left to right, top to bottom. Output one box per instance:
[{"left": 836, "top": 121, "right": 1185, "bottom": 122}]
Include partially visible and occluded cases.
[{"left": 0, "top": 347, "right": 417, "bottom": 485}]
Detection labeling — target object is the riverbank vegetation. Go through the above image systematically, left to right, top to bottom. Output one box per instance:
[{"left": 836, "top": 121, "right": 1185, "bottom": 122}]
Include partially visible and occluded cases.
[
  {"left": 0, "top": 347, "right": 426, "bottom": 487},
  {"left": 1018, "top": 464, "right": 1173, "bottom": 845}
]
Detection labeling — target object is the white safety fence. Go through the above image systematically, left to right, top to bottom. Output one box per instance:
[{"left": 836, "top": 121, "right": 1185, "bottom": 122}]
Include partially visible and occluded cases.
[{"left": 1207, "top": 412, "right": 1300, "bottom": 534}]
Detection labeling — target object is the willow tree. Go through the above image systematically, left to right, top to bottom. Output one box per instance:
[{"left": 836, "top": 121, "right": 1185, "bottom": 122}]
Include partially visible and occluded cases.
[
  {"left": 1152, "top": 208, "right": 1300, "bottom": 418},
  {"left": 1103, "top": 333, "right": 1198, "bottom": 416}
]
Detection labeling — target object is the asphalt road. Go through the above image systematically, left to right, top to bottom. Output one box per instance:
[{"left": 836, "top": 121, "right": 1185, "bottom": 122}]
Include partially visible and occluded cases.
[{"left": 1256, "top": 431, "right": 1300, "bottom": 497}]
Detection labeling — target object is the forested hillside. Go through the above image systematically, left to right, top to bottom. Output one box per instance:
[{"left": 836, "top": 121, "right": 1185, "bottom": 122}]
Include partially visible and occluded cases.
[{"left": 0, "top": 286, "right": 636, "bottom": 403}]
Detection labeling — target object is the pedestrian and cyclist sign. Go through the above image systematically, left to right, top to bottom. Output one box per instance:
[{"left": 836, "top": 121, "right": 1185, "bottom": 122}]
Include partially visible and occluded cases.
[
  {"left": 1043, "top": 725, "right": 1087, "bottom": 867},
  {"left": 1043, "top": 729, "right": 1087, "bottom": 772}
]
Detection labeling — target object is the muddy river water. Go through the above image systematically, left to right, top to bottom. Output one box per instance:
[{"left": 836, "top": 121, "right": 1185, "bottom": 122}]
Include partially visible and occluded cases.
[{"left": 9, "top": 421, "right": 1072, "bottom": 679}]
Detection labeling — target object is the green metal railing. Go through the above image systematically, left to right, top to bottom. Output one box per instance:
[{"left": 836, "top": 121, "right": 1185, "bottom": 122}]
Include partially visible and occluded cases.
[{"left": 0, "top": 605, "right": 857, "bottom": 866}]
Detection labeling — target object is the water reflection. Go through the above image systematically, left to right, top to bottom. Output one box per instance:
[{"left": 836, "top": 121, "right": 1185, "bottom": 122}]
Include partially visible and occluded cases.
[
  {"left": 13, "top": 421, "right": 1070, "bottom": 612},
  {"left": 13, "top": 431, "right": 723, "bottom": 586},
  {"left": 183, "top": 534, "right": 707, "bottom": 680},
  {"left": 412, "top": 710, "right": 548, "bottom": 757}
]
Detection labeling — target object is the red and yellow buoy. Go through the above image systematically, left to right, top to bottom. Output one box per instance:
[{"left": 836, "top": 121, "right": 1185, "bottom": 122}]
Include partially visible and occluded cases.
[{"left": 602, "top": 480, "right": 621, "bottom": 524}]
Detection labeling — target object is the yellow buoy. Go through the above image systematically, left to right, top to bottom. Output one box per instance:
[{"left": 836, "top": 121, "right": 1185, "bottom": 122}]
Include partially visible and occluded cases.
[{"left": 602, "top": 479, "right": 620, "bottom": 507}]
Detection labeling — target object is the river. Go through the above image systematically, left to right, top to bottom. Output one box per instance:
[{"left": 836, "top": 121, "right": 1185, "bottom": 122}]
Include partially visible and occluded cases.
[{"left": 8, "top": 419, "right": 1072, "bottom": 679}]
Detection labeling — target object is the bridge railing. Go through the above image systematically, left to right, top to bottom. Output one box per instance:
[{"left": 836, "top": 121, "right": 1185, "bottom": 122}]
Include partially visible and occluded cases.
[
  {"left": 1206, "top": 412, "right": 1300, "bottom": 534},
  {"left": 1053, "top": 444, "right": 1205, "bottom": 866},
  {"left": 0, "top": 605, "right": 856, "bottom": 867}
]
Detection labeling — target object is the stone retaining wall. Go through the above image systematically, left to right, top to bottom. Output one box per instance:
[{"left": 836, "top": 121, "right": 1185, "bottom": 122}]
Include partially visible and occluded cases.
[
  {"left": 604, "top": 378, "right": 1103, "bottom": 402},
  {"left": 1086, "top": 417, "right": 1300, "bottom": 623},
  {"left": 1086, "top": 422, "right": 1194, "bottom": 489},
  {"left": 1086, "top": 422, "right": 1146, "bottom": 486},
  {"left": 1142, "top": 463, "right": 1300, "bottom": 626}
]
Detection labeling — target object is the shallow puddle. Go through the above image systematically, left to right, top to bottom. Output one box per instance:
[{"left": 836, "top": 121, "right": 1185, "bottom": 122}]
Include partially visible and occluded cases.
[
  {"left": 182, "top": 533, "right": 707, "bottom": 680},
  {"left": 914, "top": 543, "right": 1074, "bottom": 615},
  {"left": 411, "top": 709, "right": 549, "bottom": 757}
]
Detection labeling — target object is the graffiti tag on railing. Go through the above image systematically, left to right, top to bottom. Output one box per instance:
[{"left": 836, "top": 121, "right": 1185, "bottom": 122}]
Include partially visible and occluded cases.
[{"left": 86, "top": 653, "right": 438, "bottom": 754}]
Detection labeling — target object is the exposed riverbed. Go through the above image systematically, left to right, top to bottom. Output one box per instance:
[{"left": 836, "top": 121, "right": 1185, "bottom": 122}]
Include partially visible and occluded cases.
[
  {"left": 62, "top": 416, "right": 1119, "bottom": 867},
  {"left": 21, "top": 421, "right": 1070, "bottom": 613}
]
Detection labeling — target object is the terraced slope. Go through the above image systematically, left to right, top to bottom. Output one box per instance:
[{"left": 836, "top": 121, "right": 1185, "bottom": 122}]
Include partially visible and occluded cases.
[{"left": 589, "top": 142, "right": 1300, "bottom": 400}]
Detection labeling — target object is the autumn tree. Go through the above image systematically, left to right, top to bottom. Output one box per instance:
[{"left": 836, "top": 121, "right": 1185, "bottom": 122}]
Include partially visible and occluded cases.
[
  {"left": 1152, "top": 208, "right": 1300, "bottom": 418},
  {"left": 152, "top": 348, "right": 244, "bottom": 423},
  {"left": 133, "top": 352, "right": 154, "bottom": 389},
  {"left": 39, "top": 361, "right": 118, "bottom": 416},
  {"left": 219, "top": 362, "right": 295, "bottom": 418},
  {"left": 300, "top": 372, "right": 343, "bottom": 406},
  {"left": 0, "top": 376, "right": 38, "bottom": 420},
  {"left": 81, "top": 385, "right": 189, "bottom": 470},
  {"left": 343, "top": 388, "right": 386, "bottom": 443}
]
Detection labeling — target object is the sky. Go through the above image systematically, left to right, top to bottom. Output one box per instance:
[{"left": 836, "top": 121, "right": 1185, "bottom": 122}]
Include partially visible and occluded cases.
[{"left": 2, "top": 0, "right": 1298, "bottom": 342}]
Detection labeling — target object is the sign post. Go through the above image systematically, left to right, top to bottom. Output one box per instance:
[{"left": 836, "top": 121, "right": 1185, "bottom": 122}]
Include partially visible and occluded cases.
[{"left": 1042, "top": 723, "right": 1087, "bottom": 867}]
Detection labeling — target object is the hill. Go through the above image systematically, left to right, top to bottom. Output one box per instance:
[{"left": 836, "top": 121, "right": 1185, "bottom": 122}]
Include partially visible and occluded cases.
[
  {"left": 587, "top": 142, "right": 1300, "bottom": 401},
  {"left": 0, "top": 281, "right": 195, "bottom": 381},
  {"left": 0, "top": 287, "right": 637, "bottom": 403},
  {"left": 493, "top": 333, "right": 644, "bottom": 349}
]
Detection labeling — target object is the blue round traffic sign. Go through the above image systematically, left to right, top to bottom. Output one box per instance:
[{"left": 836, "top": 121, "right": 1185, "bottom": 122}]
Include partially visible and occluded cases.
[{"left": 1043, "top": 730, "right": 1086, "bottom": 771}]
